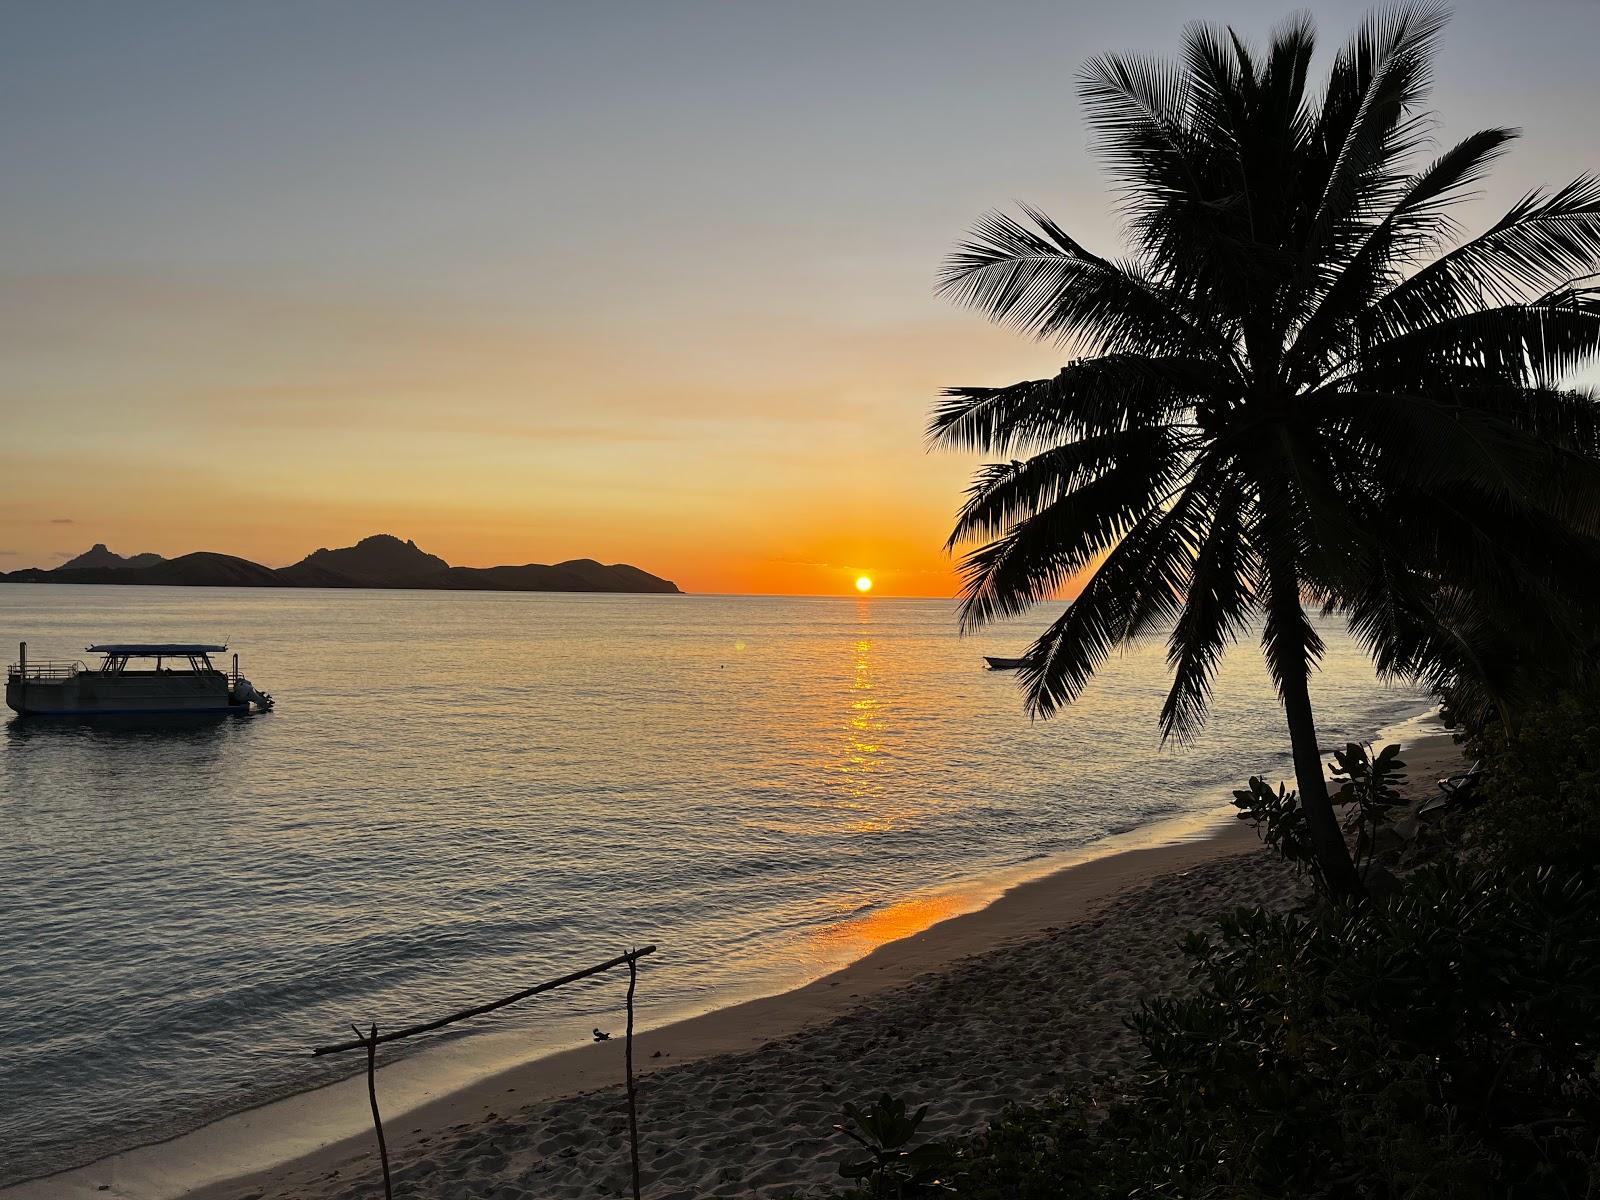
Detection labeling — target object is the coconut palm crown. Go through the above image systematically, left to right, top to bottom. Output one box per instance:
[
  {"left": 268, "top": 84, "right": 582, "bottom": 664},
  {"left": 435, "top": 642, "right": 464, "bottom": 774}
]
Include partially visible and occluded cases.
[{"left": 935, "top": 2, "right": 1600, "bottom": 897}]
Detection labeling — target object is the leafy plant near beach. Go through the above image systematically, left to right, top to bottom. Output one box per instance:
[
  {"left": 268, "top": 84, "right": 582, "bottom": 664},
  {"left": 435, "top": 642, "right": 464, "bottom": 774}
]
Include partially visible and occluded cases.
[
  {"left": 934, "top": 0, "right": 1600, "bottom": 900},
  {"left": 1232, "top": 742, "right": 1406, "bottom": 895},
  {"left": 1330, "top": 742, "right": 1408, "bottom": 875},
  {"left": 1230, "top": 775, "right": 1324, "bottom": 885},
  {"left": 834, "top": 862, "right": 1600, "bottom": 1199},
  {"left": 836, "top": 1094, "right": 956, "bottom": 1198}
]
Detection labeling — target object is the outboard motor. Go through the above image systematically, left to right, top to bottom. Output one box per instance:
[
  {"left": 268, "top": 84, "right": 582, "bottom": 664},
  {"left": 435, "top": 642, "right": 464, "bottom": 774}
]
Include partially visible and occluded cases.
[{"left": 233, "top": 677, "right": 275, "bottom": 712}]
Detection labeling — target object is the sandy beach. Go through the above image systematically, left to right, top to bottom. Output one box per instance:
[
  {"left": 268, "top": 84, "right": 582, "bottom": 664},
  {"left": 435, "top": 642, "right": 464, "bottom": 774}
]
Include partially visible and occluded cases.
[{"left": 18, "top": 733, "right": 1461, "bottom": 1200}]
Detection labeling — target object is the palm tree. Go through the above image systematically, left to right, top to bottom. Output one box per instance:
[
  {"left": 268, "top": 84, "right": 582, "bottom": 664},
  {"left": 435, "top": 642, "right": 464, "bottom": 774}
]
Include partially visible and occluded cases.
[{"left": 935, "top": 2, "right": 1600, "bottom": 898}]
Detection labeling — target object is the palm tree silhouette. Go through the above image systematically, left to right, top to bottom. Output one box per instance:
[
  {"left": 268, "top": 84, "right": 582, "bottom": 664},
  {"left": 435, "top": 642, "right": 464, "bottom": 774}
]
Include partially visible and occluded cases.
[{"left": 936, "top": 2, "right": 1600, "bottom": 897}]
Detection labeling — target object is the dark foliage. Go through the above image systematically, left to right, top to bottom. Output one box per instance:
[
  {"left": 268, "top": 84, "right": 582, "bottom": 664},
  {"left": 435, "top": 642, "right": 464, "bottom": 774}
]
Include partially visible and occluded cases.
[
  {"left": 937, "top": 4, "right": 1600, "bottom": 734},
  {"left": 1464, "top": 688, "right": 1600, "bottom": 873},
  {"left": 835, "top": 864, "right": 1600, "bottom": 1199},
  {"left": 1124, "top": 864, "right": 1600, "bottom": 1197}
]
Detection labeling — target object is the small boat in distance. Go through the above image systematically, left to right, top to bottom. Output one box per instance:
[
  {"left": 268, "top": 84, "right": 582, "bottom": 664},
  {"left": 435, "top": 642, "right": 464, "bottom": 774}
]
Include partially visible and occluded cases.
[
  {"left": 5, "top": 642, "right": 274, "bottom": 717},
  {"left": 983, "top": 655, "right": 1034, "bottom": 671}
]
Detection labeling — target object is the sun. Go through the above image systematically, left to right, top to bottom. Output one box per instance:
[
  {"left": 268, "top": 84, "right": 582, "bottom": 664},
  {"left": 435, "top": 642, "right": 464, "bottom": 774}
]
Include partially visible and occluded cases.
[{"left": 855, "top": 575, "right": 873, "bottom": 593}]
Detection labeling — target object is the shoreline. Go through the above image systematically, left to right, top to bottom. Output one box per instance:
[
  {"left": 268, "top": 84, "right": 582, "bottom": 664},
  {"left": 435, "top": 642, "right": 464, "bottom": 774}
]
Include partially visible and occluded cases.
[{"left": 10, "top": 729, "right": 1459, "bottom": 1200}]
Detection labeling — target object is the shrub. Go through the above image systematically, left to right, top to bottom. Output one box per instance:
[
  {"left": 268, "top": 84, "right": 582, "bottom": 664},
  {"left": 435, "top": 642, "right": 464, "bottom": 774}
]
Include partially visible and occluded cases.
[
  {"left": 1466, "top": 689, "right": 1600, "bottom": 873},
  {"left": 1231, "top": 742, "right": 1406, "bottom": 897},
  {"left": 1123, "top": 862, "right": 1600, "bottom": 1197},
  {"left": 837, "top": 863, "right": 1600, "bottom": 1199},
  {"left": 836, "top": 1093, "right": 957, "bottom": 1198}
]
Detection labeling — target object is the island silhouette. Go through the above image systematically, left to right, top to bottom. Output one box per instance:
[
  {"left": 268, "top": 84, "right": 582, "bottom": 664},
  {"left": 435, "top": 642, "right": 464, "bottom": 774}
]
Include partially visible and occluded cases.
[{"left": 2, "top": 534, "right": 681, "bottom": 594}]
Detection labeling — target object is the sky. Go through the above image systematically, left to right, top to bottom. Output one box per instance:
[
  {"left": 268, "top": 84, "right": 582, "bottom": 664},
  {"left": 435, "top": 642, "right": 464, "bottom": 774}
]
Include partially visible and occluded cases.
[{"left": 3, "top": 0, "right": 1598, "bottom": 595}]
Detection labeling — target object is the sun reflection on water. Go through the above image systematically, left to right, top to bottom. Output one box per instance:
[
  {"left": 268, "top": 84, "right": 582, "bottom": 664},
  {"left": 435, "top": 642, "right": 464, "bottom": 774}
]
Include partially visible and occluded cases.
[
  {"left": 829, "top": 618, "right": 938, "bottom": 834},
  {"left": 833, "top": 631, "right": 888, "bottom": 827},
  {"left": 800, "top": 890, "right": 979, "bottom": 966}
]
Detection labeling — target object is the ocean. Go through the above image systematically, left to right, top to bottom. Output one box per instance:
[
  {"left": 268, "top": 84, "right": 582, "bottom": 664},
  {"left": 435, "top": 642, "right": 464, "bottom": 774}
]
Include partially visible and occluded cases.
[{"left": 0, "top": 585, "right": 1433, "bottom": 1185}]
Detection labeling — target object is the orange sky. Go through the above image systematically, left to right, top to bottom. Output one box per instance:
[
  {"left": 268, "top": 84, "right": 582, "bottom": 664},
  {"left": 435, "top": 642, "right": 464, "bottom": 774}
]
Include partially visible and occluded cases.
[
  {"left": 4, "top": 2, "right": 1596, "bottom": 595},
  {"left": 0, "top": 275, "right": 1058, "bottom": 594}
]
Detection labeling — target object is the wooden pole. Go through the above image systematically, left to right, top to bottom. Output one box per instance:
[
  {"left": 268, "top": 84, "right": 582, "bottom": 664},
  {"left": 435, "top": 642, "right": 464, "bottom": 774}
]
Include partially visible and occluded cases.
[
  {"left": 313, "top": 946, "right": 657, "bottom": 1056},
  {"left": 625, "top": 948, "right": 642, "bottom": 1200},
  {"left": 355, "top": 1023, "right": 394, "bottom": 1200}
]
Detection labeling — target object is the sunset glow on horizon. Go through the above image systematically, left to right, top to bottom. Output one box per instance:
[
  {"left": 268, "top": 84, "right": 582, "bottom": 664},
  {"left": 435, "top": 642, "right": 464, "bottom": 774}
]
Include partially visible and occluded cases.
[{"left": 3, "top": 2, "right": 1596, "bottom": 597}]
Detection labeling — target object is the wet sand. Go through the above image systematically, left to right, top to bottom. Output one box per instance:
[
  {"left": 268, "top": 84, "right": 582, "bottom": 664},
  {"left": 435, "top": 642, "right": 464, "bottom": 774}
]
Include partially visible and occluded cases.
[{"left": 15, "top": 733, "right": 1462, "bottom": 1200}]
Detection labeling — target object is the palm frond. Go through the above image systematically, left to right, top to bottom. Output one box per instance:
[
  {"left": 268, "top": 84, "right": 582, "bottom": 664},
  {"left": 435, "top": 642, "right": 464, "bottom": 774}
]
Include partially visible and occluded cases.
[
  {"left": 1307, "top": 0, "right": 1448, "bottom": 245},
  {"left": 1179, "top": 21, "right": 1250, "bottom": 150},
  {"left": 1076, "top": 49, "right": 1200, "bottom": 208},
  {"left": 1288, "top": 127, "right": 1520, "bottom": 384},
  {"left": 1370, "top": 174, "right": 1600, "bottom": 337},
  {"left": 937, "top": 209, "right": 1228, "bottom": 359},
  {"left": 1355, "top": 284, "right": 1600, "bottom": 389},
  {"left": 928, "top": 354, "right": 1214, "bottom": 454},
  {"left": 947, "top": 426, "right": 1184, "bottom": 549},
  {"left": 953, "top": 445, "right": 1188, "bottom": 631},
  {"left": 1249, "top": 463, "right": 1328, "bottom": 694},
  {"left": 1015, "top": 478, "right": 1216, "bottom": 718},
  {"left": 1160, "top": 483, "right": 1258, "bottom": 742}
]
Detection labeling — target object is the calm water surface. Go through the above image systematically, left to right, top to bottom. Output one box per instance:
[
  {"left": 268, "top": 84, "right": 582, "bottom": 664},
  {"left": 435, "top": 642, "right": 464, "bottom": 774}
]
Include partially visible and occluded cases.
[{"left": 0, "top": 586, "right": 1431, "bottom": 1183}]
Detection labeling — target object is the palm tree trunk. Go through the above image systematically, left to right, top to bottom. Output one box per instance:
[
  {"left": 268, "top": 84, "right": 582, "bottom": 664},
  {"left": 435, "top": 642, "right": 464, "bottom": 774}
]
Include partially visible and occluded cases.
[
  {"left": 1260, "top": 516, "right": 1364, "bottom": 900},
  {"left": 1278, "top": 660, "right": 1364, "bottom": 900}
]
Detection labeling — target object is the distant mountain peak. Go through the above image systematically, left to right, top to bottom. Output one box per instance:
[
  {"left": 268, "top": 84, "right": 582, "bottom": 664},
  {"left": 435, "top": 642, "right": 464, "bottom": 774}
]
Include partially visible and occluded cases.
[
  {"left": 290, "top": 534, "right": 449, "bottom": 586},
  {"left": 57, "top": 544, "right": 166, "bottom": 571}
]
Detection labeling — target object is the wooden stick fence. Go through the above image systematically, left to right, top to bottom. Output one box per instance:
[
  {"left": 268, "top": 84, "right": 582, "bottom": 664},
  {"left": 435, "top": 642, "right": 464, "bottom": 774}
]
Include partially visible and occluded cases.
[
  {"left": 313, "top": 944, "right": 657, "bottom": 1200},
  {"left": 313, "top": 945, "right": 656, "bottom": 1054},
  {"left": 626, "top": 951, "right": 642, "bottom": 1200},
  {"left": 353, "top": 1023, "right": 394, "bottom": 1199}
]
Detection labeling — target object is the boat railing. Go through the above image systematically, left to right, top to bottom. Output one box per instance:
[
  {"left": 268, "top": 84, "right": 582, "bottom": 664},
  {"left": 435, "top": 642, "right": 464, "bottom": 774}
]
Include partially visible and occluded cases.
[{"left": 6, "top": 659, "right": 85, "bottom": 681}]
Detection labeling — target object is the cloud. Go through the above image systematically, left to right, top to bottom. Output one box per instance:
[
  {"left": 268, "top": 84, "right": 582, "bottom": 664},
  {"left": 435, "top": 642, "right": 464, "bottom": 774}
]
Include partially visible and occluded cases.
[
  {"left": 49, "top": 517, "right": 74, "bottom": 524},
  {"left": 0, "top": 549, "right": 17, "bottom": 557}
]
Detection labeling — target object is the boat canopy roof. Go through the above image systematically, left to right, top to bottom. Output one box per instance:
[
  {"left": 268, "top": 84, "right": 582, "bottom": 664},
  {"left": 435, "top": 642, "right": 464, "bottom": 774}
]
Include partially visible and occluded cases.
[{"left": 86, "top": 643, "right": 227, "bottom": 655}]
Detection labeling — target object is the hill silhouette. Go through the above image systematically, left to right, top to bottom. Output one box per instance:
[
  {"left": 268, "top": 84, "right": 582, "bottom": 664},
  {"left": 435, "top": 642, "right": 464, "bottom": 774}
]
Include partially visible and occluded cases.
[
  {"left": 2, "top": 535, "right": 681, "bottom": 594},
  {"left": 278, "top": 535, "right": 450, "bottom": 586},
  {"left": 58, "top": 543, "right": 165, "bottom": 571},
  {"left": 11, "top": 552, "right": 282, "bottom": 588}
]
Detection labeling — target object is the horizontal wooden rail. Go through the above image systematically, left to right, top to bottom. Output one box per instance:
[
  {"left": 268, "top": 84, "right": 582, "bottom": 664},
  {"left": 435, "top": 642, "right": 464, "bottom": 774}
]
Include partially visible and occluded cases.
[{"left": 312, "top": 945, "right": 657, "bottom": 1056}]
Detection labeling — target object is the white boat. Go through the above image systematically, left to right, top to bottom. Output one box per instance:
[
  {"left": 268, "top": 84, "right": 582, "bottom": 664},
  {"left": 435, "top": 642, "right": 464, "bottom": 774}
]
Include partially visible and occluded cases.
[{"left": 5, "top": 642, "right": 274, "bottom": 717}]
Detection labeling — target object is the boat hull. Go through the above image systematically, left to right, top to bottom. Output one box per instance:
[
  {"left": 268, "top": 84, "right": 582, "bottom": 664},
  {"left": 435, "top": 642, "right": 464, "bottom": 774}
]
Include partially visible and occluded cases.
[{"left": 6, "top": 672, "right": 245, "bottom": 717}]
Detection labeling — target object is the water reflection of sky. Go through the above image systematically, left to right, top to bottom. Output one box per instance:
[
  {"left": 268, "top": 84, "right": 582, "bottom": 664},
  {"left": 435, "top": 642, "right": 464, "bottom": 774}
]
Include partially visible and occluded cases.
[{"left": 0, "top": 587, "right": 1434, "bottom": 1184}]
